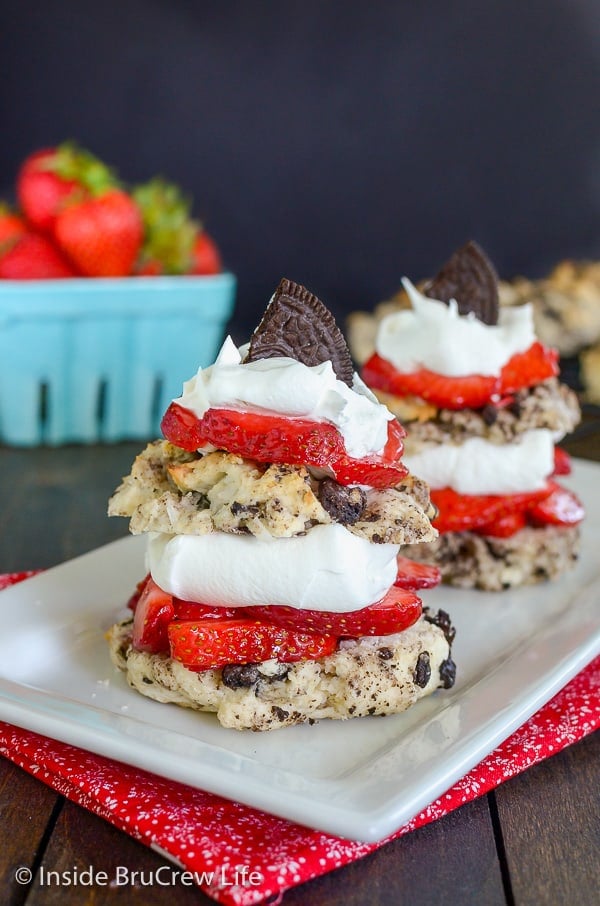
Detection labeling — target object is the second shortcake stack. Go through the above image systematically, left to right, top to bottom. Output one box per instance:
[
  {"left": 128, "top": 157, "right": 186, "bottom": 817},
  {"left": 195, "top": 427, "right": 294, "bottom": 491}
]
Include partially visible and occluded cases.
[{"left": 362, "top": 242, "right": 585, "bottom": 591}]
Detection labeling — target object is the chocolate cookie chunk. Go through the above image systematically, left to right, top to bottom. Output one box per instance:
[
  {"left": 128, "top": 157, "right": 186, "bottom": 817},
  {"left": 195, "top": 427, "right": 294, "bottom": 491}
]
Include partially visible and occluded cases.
[
  {"left": 423, "top": 241, "right": 499, "bottom": 325},
  {"left": 246, "top": 278, "right": 354, "bottom": 386},
  {"left": 318, "top": 478, "right": 366, "bottom": 524},
  {"left": 423, "top": 608, "right": 456, "bottom": 645},
  {"left": 413, "top": 651, "right": 431, "bottom": 688},
  {"left": 439, "top": 657, "right": 457, "bottom": 689},
  {"left": 221, "top": 663, "right": 260, "bottom": 688}
]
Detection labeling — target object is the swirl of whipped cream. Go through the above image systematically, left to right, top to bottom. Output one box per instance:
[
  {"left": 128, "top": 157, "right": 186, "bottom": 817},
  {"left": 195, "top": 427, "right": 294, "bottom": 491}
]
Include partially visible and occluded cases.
[
  {"left": 375, "top": 279, "right": 536, "bottom": 377},
  {"left": 174, "top": 336, "right": 394, "bottom": 458}
]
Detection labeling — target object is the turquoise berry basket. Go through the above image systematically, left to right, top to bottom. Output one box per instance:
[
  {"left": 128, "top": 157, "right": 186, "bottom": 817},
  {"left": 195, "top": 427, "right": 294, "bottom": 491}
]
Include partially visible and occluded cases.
[{"left": 0, "top": 273, "right": 236, "bottom": 446}]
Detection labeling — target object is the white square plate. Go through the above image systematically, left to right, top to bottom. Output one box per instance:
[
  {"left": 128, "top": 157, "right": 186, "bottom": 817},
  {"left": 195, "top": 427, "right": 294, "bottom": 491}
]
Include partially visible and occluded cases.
[{"left": 0, "top": 460, "right": 598, "bottom": 842}]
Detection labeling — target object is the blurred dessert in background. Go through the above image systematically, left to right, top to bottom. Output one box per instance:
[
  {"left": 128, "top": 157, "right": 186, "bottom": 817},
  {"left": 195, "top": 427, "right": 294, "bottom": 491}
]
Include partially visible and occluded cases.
[
  {"left": 359, "top": 242, "right": 585, "bottom": 591},
  {"left": 348, "top": 257, "right": 600, "bottom": 406}
]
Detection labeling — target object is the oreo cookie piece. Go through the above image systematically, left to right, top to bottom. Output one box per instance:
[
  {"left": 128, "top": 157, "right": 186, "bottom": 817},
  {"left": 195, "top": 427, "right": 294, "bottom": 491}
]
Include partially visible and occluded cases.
[
  {"left": 422, "top": 241, "right": 500, "bottom": 325},
  {"left": 246, "top": 278, "right": 354, "bottom": 386},
  {"left": 318, "top": 478, "right": 366, "bottom": 525}
]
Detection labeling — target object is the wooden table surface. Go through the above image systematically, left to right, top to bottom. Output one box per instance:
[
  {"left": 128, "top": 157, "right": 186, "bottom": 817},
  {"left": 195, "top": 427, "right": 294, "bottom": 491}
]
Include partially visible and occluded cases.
[{"left": 0, "top": 414, "right": 598, "bottom": 905}]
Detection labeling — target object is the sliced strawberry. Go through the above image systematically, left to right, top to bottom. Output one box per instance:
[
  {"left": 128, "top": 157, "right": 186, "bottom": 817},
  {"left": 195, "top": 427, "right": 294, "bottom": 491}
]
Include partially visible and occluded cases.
[
  {"left": 362, "top": 342, "right": 559, "bottom": 411},
  {"left": 499, "top": 342, "right": 559, "bottom": 395},
  {"left": 362, "top": 353, "right": 496, "bottom": 409},
  {"left": 161, "top": 400, "right": 205, "bottom": 449},
  {"left": 161, "top": 404, "right": 407, "bottom": 488},
  {"left": 552, "top": 447, "right": 572, "bottom": 476},
  {"left": 528, "top": 483, "right": 585, "bottom": 527},
  {"left": 431, "top": 485, "right": 553, "bottom": 534},
  {"left": 477, "top": 510, "right": 528, "bottom": 538},
  {"left": 395, "top": 556, "right": 441, "bottom": 590},
  {"left": 0, "top": 570, "right": 43, "bottom": 590},
  {"left": 127, "top": 573, "right": 151, "bottom": 611},
  {"left": 132, "top": 577, "right": 175, "bottom": 653},
  {"left": 243, "top": 585, "right": 422, "bottom": 637},
  {"left": 172, "top": 599, "right": 240, "bottom": 621},
  {"left": 168, "top": 618, "right": 337, "bottom": 670}
]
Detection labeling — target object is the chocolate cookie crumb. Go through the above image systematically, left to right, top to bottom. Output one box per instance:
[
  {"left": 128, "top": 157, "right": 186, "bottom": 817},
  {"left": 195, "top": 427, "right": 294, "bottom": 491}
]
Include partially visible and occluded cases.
[
  {"left": 508, "top": 397, "right": 522, "bottom": 418},
  {"left": 481, "top": 404, "right": 498, "bottom": 425},
  {"left": 318, "top": 478, "right": 366, "bottom": 524},
  {"left": 230, "top": 502, "right": 260, "bottom": 517},
  {"left": 424, "top": 608, "right": 456, "bottom": 645},
  {"left": 377, "top": 647, "right": 393, "bottom": 660},
  {"left": 413, "top": 651, "right": 431, "bottom": 688},
  {"left": 439, "top": 658, "right": 457, "bottom": 689},
  {"left": 222, "top": 664, "right": 260, "bottom": 689}
]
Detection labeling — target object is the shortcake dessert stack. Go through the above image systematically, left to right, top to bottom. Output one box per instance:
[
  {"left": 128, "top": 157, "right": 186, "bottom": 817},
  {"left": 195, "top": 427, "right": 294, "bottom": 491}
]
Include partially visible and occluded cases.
[
  {"left": 362, "top": 243, "right": 584, "bottom": 591},
  {"left": 107, "top": 279, "right": 456, "bottom": 730}
]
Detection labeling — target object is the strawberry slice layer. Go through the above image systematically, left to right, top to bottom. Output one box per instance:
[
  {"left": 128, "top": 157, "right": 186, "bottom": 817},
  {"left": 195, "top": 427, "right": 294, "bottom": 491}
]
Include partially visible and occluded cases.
[
  {"left": 362, "top": 341, "right": 558, "bottom": 410},
  {"left": 500, "top": 342, "right": 559, "bottom": 395},
  {"left": 363, "top": 353, "right": 496, "bottom": 409},
  {"left": 161, "top": 403, "right": 408, "bottom": 488},
  {"left": 552, "top": 447, "right": 572, "bottom": 476},
  {"left": 431, "top": 480, "right": 584, "bottom": 537},
  {"left": 528, "top": 484, "right": 585, "bottom": 527},
  {"left": 430, "top": 485, "right": 553, "bottom": 534},
  {"left": 477, "top": 510, "right": 528, "bottom": 538},
  {"left": 395, "top": 557, "right": 441, "bottom": 590},
  {"left": 128, "top": 576, "right": 424, "bottom": 664},
  {"left": 132, "top": 577, "right": 175, "bottom": 653},
  {"left": 245, "top": 585, "right": 422, "bottom": 637},
  {"left": 172, "top": 600, "right": 241, "bottom": 621},
  {"left": 168, "top": 619, "right": 338, "bottom": 670}
]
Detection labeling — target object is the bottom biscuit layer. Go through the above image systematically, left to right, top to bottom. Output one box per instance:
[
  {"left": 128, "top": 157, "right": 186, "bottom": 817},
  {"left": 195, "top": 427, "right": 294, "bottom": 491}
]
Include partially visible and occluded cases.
[
  {"left": 403, "top": 524, "right": 580, "bottom": 591},
  {"left": 108, "top": 613, "right": 455, "bottom": 731}
]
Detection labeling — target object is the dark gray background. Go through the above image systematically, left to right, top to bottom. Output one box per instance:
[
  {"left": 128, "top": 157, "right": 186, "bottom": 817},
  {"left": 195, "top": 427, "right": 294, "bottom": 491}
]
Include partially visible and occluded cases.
[{"left": 1, "top": 0, "right": 599, "bottom": 337}]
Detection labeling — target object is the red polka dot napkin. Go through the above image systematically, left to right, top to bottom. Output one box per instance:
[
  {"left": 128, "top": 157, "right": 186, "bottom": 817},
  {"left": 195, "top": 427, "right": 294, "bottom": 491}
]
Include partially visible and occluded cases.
[{"left": 0, "top": 571, "right": 598, "bottom": 905}]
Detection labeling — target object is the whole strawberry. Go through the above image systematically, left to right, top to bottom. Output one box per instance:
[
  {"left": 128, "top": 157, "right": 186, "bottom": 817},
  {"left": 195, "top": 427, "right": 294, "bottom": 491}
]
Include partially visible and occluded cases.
[
  {"left": 16, "top": 144, "right": 98, "bottom": 233},
  {"left": 54, "top": 188, "right": 143, "bottom": 277},
  {"left": 0, "top": 203, "right": 26, "bottom": 250},
  {"left": 190, "top": 230, "right": 222, "bottom": 275},
  {"left": 0, "top": 232, "right": 78, "bottom": 279}
]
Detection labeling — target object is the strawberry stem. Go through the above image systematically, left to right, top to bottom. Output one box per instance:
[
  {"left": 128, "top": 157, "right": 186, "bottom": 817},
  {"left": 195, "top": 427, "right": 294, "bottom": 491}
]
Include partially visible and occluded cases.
[
  {"left": 52, "top": 141, "right": 119, "bottom": 196},
  {"left": 133, "top": 177, "right": 199, "bottom": 274}
]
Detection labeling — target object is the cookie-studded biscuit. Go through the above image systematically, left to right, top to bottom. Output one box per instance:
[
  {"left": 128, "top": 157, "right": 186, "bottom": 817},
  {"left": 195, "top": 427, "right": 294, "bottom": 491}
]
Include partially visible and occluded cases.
[
  {"left": 400, "top": 378, "right": 580, "bottom": 449},
  {"left": 109, "top": 443, "right": 436, "bottom": 544},
  {"left": 402, "top": 524, "right": 580, "bottom": 591},
  {"left": 108, "top": 613, "right": 455, "bottom": 731}
]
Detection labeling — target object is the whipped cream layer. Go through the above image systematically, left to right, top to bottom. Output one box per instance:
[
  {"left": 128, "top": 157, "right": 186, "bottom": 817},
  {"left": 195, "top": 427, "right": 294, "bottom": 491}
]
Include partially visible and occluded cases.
[
  {"left": 375, "top": 280, "right": 536, "bottom": 377},
  {"left": 175, "top": 337, "right": 393, "bottom": 459},
  {"left": 403, "top": 429, "right": 554, "bottom": 494},
  {"left": 148, "top": 524, "right": 399, "bottom": 612}
]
